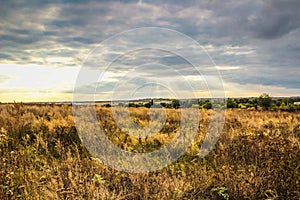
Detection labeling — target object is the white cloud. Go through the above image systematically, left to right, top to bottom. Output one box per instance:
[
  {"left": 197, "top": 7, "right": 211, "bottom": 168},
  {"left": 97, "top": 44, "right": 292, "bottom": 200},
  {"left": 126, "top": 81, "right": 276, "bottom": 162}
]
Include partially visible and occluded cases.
[
  {"left": 46, "top": 57, "right": 73, "bottom": 63},
  {"left": 216, "top": 66, "right": 241, "bottom": 70}
]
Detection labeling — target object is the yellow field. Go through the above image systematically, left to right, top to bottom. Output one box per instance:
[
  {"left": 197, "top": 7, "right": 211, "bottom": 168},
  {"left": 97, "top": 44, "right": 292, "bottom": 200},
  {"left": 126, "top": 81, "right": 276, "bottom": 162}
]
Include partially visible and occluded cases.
[{"left": 0, "top": 104, "right": 299, "bottom": 199}]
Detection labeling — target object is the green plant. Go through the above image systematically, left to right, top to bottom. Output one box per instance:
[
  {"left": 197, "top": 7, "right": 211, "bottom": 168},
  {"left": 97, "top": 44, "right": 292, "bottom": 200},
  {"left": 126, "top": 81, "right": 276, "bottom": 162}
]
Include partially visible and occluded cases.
[
  {"left": 93, "top": 174, "right": 105, "bottom": 184},
  {"left": 210, "top": 187, "right": 229, "bottom": 200}
]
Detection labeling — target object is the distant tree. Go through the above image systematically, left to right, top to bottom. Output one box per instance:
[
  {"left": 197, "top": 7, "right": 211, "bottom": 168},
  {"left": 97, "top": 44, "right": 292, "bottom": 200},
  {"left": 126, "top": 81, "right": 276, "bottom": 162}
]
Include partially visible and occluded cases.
[
  {"left": 258, "top": 93, "right": 272, "bottom": 110},
  {"left": 227, "top": 98, "right": 238, "bottom": 108},
  {"left": 239, "top": 98, "right": 249, "bottom": 104},
  {"left": 252, "top": 98, "right": 258, "bottom": 109},
  {"left": 283, "top": 98, "right": 292, "bottom": 106},
  {"left": 150, "top": 99, "right": 154, "bottom": 106},
  {"left": 171, "top": 99, "right": 180, "bottom": 109},
  {"left": 275, "top": 99, "right": 282, "bottom": 107},
  {"left": 144, "top": 100, "right": 154, "bottom": 108},
  {"left": 203, "top": 101, "right": 212, "bottom": 109},
  {"left": 144, "top": 102, "right": 151, "bottom": 108},
  {"left": 160, "top": 102, "right": 167, "bottom": 107},
  {"left": 160, "top": 102, "right": 172, "bottom": 108},
  {"left": 129, "top": 103, "right": 137, "bottom": 107},
  {"left": 136, "top": 103, "right": 144, "bottom": 108},
  {"left": 271, "top": 104, "right": 278, "bottom": 111},
  {"left": 288, "top": 104, "right": 295, "bottom": 112}
]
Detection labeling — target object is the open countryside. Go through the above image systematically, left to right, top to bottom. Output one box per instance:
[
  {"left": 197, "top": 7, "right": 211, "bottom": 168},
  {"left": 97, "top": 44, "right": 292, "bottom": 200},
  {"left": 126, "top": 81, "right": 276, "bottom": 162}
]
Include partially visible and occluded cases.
[{"left": 0, "top": 94, "right": 299, "bottom": 199}]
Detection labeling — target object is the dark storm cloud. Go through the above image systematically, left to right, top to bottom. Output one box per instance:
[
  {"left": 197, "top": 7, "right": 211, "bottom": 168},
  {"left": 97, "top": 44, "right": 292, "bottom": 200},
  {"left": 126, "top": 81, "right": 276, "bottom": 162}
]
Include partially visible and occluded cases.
[
  {"left": 0, "top": 0, "right": 299, "bottom": 97},
  {"left": 178, "top": 0, "right": 300, "bottom": 40},
  {"left": 249, "top": 0, "right": 300, "bottom": 39}
]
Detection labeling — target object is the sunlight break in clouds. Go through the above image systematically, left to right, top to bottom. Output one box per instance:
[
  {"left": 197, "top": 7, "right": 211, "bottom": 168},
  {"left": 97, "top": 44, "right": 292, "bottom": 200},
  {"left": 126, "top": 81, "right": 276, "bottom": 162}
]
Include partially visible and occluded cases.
[{"left": 0, "top": 64, "right": 79, "bottom": 102}]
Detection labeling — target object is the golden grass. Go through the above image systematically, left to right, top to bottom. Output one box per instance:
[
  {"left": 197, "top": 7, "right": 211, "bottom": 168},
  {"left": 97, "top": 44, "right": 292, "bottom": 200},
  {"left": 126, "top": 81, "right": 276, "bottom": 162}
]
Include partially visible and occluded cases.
[{"left": 0, "top": 104, "right": 299, "bottom": 199}]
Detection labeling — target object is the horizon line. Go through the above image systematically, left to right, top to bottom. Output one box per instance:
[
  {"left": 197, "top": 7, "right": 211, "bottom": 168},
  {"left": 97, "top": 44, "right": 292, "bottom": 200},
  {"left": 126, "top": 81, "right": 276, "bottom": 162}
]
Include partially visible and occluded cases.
[{"left": 1, "top": 95, "right": 300, "bottom": 104}]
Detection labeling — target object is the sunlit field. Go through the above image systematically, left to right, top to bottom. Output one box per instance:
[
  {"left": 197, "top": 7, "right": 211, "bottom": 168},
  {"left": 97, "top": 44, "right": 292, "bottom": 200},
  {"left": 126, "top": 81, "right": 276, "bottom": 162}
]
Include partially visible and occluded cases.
[{"left": 0, "top": 104, "right": 299, "bottom": 199}]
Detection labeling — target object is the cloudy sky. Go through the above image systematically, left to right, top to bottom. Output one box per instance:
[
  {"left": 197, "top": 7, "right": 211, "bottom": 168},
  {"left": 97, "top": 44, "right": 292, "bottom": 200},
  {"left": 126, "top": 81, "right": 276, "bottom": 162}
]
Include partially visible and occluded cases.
[{"left": 1, "top": 0, "right": 300, "bottom": 102}]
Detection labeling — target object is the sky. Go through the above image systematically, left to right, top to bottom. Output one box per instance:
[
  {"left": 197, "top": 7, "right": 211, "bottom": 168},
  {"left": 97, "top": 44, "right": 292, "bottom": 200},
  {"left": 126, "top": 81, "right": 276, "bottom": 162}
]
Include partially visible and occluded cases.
[{"left": 0, "top": 0, "right": 300, "bottom": 102}]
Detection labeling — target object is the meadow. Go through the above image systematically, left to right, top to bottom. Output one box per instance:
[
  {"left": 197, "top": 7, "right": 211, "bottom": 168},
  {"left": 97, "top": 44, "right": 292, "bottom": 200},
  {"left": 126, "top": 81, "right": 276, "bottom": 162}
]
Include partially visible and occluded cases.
[{"left": 0, "top": 103, "right": 299, "bottom": 199}]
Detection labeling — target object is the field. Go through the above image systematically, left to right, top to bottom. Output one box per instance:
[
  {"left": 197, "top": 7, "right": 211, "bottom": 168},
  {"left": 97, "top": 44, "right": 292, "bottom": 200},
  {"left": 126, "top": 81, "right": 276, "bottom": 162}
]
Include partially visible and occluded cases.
[{"left": 0, "top": 103, "right": 299, "bottom": 199}]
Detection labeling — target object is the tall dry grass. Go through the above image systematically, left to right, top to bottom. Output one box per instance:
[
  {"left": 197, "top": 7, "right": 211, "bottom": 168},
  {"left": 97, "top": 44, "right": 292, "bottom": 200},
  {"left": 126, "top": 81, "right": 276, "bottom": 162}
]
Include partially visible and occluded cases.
[{"left": 0, "top": 104, "right": 299, "bottom": 199}]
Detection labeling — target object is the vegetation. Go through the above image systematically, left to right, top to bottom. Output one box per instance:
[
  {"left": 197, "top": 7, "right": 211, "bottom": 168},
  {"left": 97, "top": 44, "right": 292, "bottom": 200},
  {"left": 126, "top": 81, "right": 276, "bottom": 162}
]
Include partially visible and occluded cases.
[
  {"left": 103, "top": 94, "right": 300, "bottom": 112},
  {"left": 0, "top": 103, "right": 299, "bottom": 199}
]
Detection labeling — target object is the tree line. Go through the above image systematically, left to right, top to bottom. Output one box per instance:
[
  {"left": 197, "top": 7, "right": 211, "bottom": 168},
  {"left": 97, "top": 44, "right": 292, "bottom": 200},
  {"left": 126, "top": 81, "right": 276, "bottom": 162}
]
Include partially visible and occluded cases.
[
  {"left": 226, "top": 93, "right": 300, "bottom": 111},
  {"left": 102, "top": 94, "right": 300, "bottom": 111}
]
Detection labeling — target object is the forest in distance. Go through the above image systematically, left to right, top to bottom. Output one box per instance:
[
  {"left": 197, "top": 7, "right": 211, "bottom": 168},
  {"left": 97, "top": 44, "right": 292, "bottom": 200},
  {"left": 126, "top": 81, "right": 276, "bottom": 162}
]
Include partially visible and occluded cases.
[
  {"left": 4, "top": 93, "right": 300, "bottom": 111},
  {"left": 102, "top": 93, "right": 300, "bottom": 111}
]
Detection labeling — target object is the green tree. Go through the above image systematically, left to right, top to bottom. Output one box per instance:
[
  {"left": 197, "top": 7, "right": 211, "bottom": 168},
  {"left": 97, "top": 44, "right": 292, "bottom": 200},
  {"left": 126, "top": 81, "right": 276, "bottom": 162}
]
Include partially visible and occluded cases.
[
  {"left": 258, "top": 93, "right": 272, "bottom": 110},
  {"left": 226, "top": 98, "right": 238, "bottom": 108},
  {"left": 144, "top": 99, "right": 154, "bottom": 108},
  {"left": 171, "top": 99, "right": 180, "bottom": 109},
  {"left": 203, "top": 101, "right": 212, "bottom": 109},
  {"left": 144, "top": 102, "right": 151, "bottom": 108}
]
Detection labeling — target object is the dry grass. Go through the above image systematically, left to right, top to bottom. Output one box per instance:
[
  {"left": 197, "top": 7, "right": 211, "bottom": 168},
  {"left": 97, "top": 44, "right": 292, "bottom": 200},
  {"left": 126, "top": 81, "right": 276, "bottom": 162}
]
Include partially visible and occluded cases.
[{"left": 0, "top": 104, "right": 299, "bottom": 199}]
